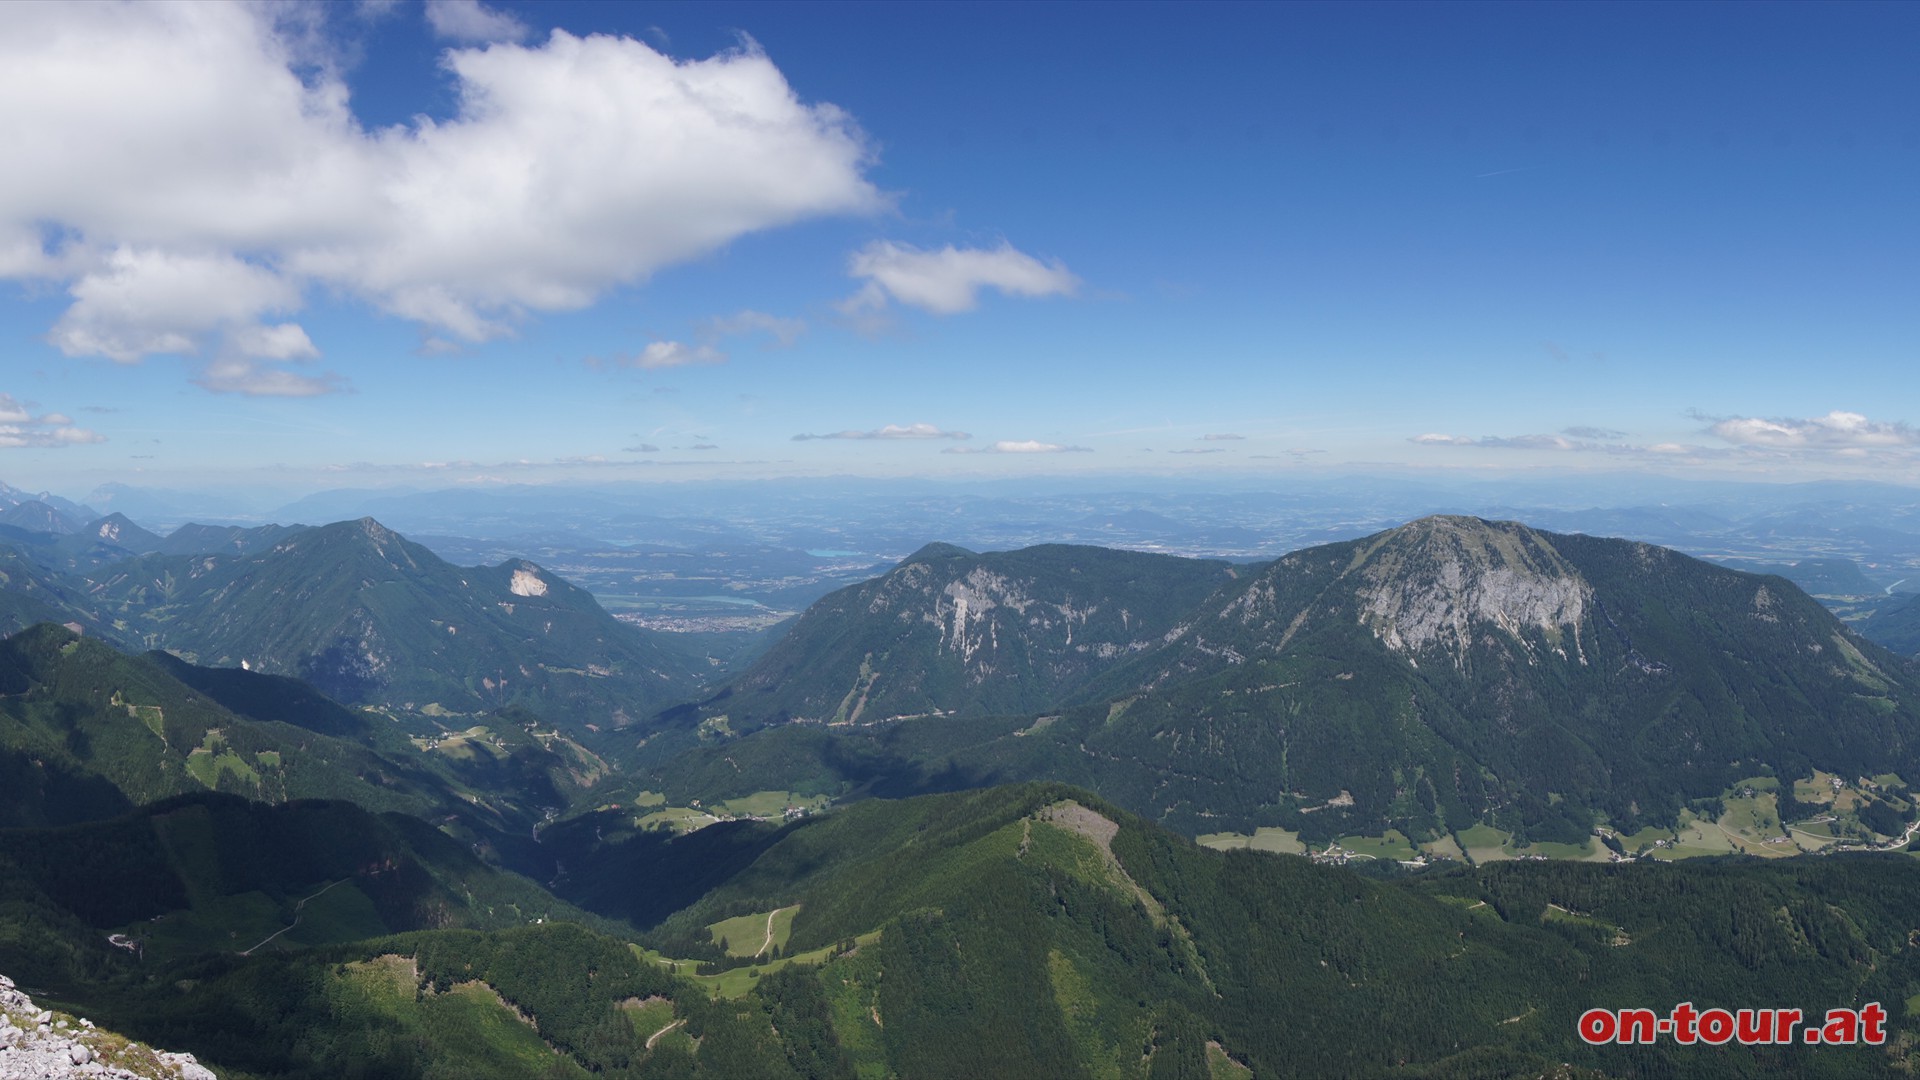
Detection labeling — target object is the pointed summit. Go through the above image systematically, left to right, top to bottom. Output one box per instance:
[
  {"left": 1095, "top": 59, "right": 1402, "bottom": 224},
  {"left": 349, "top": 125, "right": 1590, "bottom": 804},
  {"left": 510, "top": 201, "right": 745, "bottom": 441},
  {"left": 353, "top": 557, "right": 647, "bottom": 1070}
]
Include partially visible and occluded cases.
[
  {"left": 0, "top": 499, "right": 80, "bottom": 535},
  {"left": 83, "top": 512, "right": 163, "bottom": 553}
]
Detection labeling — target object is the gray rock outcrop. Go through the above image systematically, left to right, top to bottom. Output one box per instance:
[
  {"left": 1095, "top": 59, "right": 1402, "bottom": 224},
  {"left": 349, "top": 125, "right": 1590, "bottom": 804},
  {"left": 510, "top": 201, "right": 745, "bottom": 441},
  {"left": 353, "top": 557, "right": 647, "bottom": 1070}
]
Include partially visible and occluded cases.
[{"left": 0, "top": 974, "right": 215, "bottom": 1080}]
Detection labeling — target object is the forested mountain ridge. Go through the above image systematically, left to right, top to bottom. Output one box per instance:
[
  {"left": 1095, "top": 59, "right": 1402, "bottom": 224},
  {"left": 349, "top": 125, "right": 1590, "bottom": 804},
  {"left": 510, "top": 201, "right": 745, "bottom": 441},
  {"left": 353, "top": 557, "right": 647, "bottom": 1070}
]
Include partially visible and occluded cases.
[
  {"left": 0, "top": 499, "right": 79, "bottom": 535},
  {"left": 666, "top": 516, "right": 1920, "bottom": 842},
  {"left": 1093, "top": 516, "right": 1920, "bottom": 828},
  {"left": 74, "top": 517, "right": 706, "bottom": 730},
  {"left": 147, "top": 521, "right": 310, "bottom": 557},
  {"left": 711, "top": 541, "right": 1236, "bottom": 726},
  {"left": 0, "top": 545, "right": 101, "bottom": 637},
  {"left": 1865, "top": 591, "right": 1920, "bottom": 658},
  {"left": 0, "top": 624, "right": 601, "bottom": 876},
  {"left": 13, "top": 781, "right": 1920, "bottom": 1078},
  {"left": 386, "top": 784, "right": 1920, "bottom": 1078},
  {"left": 0, "top": 790, "right": 610, "bottom": 989}
]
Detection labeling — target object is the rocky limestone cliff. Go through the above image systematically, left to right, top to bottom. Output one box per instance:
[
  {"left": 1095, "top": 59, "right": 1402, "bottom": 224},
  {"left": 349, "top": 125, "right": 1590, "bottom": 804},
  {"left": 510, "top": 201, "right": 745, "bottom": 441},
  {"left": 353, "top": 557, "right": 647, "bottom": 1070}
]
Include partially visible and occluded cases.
[
  {"left": 1155, "top": 515, "right": 1597, "bottom": 684},
  {"left": 1347, "top": 516, "right": 1590, "bottom": 666},
  {"left": 722, "top": 543, "right": 1235, "bottom": 725},
  {"left": 915, "top": 564, "right": 1140, "bottom": 675},
  {"left": 0, "top": 973, "right": 214, "bottom": 1079}
]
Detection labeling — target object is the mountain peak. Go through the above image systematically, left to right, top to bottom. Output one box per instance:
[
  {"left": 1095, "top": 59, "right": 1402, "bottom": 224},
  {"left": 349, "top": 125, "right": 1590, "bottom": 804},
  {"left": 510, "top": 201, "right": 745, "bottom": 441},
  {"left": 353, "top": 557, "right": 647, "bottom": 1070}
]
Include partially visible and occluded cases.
[
  {"left": 0, "top": 499, "right": 80, "bottom": 535},
  {"left": 83, "top": 512, "right": 162, "bottom": 551},
  {"left": 297, "top": 516, "right": 403, "bottom": 548},
  {"left": 1348, "top": 516, "right": 1589, "bottom": 664},
  {"left": 255, "top": 518, "right": 429, "bottom": 580},
  {"left": 904, "top": 541, "right": 975, "bottom": 563}
]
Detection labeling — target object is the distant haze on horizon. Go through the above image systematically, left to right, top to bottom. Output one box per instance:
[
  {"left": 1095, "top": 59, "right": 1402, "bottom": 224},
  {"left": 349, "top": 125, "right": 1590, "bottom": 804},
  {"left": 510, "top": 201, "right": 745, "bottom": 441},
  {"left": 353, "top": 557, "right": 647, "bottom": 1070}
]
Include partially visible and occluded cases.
[{"left": 2, "top": 1, "right": 1917, "bottom": 492}]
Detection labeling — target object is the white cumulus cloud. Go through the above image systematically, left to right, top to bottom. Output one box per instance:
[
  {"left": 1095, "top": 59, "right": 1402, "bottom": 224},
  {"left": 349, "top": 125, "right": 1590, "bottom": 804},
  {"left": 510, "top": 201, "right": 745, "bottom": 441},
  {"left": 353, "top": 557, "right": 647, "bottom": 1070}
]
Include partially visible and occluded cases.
[
  {"left": 0, "top": 2, "right": 879, "bottom": 386},
  {"left": 843, "top": 241, "right": 1078, "bottom": 315},
  {"left": 47, "top": 249, "right": 303, "bottom": 363}
]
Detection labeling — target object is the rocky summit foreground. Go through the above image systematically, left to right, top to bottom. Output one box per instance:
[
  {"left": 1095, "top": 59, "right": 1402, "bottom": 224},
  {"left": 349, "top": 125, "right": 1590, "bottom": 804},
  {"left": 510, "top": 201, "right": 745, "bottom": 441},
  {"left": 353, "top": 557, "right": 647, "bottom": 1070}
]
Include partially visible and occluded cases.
[{"left": 0, "top": 974, "right": 212, "bottom": 1080}]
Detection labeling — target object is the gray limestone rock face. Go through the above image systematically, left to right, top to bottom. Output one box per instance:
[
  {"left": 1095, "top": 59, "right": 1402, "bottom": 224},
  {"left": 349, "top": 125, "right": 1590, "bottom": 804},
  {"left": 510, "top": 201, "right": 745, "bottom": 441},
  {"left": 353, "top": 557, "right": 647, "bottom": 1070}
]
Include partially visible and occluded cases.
[{"left": 0, "top": 970, "right": 217, "bottom": 1079}]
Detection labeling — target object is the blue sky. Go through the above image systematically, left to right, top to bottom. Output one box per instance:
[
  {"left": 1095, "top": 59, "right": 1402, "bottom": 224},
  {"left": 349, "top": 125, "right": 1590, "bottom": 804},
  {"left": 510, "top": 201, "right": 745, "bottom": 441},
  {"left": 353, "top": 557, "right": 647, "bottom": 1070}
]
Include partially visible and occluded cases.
[{"left": 2, "top": 0, "right": 1917, "bottom": 498}]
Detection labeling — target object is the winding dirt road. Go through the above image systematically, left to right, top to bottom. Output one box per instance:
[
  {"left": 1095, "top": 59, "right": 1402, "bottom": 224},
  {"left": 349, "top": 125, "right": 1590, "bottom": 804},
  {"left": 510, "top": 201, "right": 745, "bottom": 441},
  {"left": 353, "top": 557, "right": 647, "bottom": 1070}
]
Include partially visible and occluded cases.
[{"left": 240, "top": 879, "right": 349, "bottom": 956}]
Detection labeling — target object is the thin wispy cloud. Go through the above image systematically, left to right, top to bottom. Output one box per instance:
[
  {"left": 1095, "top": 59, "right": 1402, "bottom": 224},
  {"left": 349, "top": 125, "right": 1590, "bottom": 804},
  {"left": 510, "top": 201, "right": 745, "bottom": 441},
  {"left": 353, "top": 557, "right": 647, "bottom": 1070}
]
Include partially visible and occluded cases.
[
  {"left": 423, "top": 0, "right": 529, "bottom": 44},
  {"left": 842, "top": 241, "right": 1078, "bottom": 315},
  {"left": 705, "top": 310, "right": 806, "bottom": 348},
  {"left": 192, "top": 323, "right": 345, "bottom": 396},
  {"left": 619, "top": 342, "right": 727, "bottom": 370},
  {"left": 195, "top": 356, "right": 346, "bottom": 398},
  {"left": 0, "top": 392, "right": 106, "bottom": 448},
  {"left": 1410, "top": 410, "right": 1920, "bottom": 473},
  {"left": 1705, "top": 410, "right": 1920, "bottom": 449},
  {"left": 793, "top": 423, "right": 970, "bottom": 442},
  {"left": 1083, "top": 423, "right": 1180, "bottom": 438},
  {"left": 1415, "top": 426, "right": 1642, "bottom": 452},
  {"left": 1414, "top": 430, "right": 1719, "bottom": 461},
  {"left": 1201, "top": 433, "right": 1245, "bottom": 441},
  {"left": 1411, "top": 433, "right": 1589, "bottom": 451},
  {"left": 943, "top": 440, "right": 1091, "bottom": 455},
  {"left": 320, "top": 453, "right": 770, "bottom": 475}
]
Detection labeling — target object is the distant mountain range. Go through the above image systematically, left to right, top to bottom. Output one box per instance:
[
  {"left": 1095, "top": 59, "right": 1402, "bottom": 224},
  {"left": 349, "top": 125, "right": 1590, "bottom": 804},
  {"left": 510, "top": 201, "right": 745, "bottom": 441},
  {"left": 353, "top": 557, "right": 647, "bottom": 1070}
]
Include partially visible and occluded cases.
[
  {"left": 0, "top": 479, "right": 98, "bottom": 529},
  {"left": 6, "top": 494, "right": 1920, "bottom": 1076},
  {"left": 5, "top": 502, "right": 1915, "bottom": 838},
  {"left": 0, "top": 510, "right": 297, "bottom": 574},
  {"left": 678, "top": 516, "right": 1920, "bottom": 839},
  {"left": 0, "top": 517, "right": 709, "bottom": 733}
]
